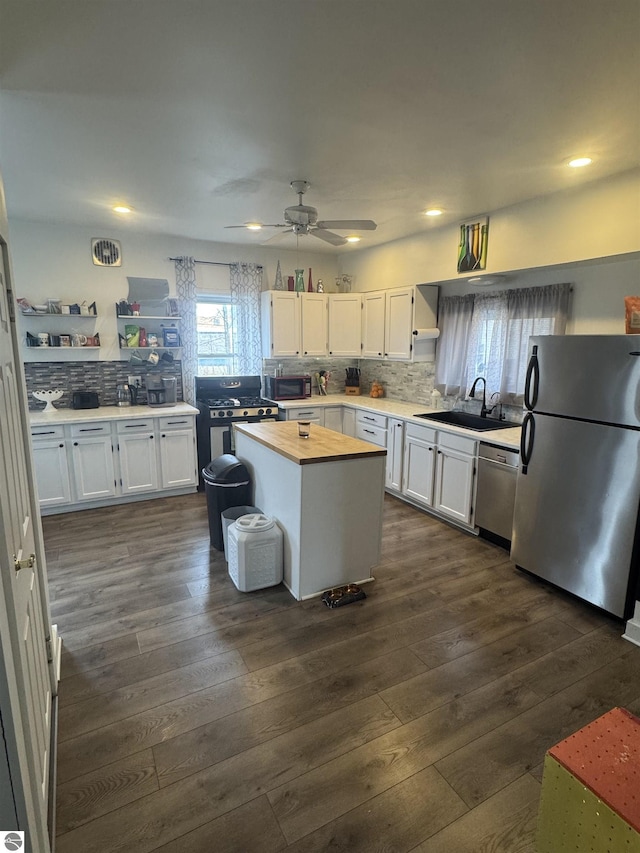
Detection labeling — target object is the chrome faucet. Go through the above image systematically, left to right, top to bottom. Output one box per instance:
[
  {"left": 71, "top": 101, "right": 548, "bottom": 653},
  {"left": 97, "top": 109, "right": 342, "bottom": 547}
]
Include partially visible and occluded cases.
[{"left": 469, "top": 376, "right": 489, "bottom": 417}]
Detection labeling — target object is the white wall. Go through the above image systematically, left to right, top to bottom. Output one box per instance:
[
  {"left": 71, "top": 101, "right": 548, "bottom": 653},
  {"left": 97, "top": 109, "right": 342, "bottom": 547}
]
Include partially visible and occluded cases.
[
  {"left": 342, "top": 169, "right": 640, "bottom": 291},
  {"left": 9, "top": 220, "right": 339, "bottom": 360}
]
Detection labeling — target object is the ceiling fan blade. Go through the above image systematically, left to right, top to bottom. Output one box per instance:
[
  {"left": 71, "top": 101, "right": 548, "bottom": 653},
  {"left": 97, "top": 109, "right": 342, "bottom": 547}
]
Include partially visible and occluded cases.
[
  {"left": 316, "top": 220, "right": 377, "bottom": 231},
  {"left": 224, "top": 223, "right": 288, "bottom": 229},
  {"left": 261, "top": 228, "right": 294, "bottom": 245},
  {"left": 311, "top": 228, "right": 347, "bottom": 246}
]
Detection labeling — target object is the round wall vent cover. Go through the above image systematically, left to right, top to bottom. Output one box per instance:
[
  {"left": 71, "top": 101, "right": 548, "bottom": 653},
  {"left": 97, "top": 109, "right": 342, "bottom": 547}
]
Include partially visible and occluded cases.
[{"left": 91, "top": 238, "right": 122, "bottom": 267}]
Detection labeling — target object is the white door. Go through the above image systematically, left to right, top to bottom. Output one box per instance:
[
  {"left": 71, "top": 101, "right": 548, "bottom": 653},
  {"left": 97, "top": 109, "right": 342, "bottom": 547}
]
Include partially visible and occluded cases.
[
  {"left": 0, "top": 253, "right": 52, "bottom": 850},
  {"left": 385, "top": 287, "right": 414, "bottom": 360},
  {"left": 264, "top": 291, "right": 301, "bottom": 357},
  {"left": 361, "top": 292, "right": 385, "bottom": 358},
  {"left": 300, "top": 293, "right": 327, "bottom": 356},
  {"left": 328, "top": 294, "right": 362, "bottom": 356},
  {"left": 160, "top": 428, "right": 198, "bottom": 488},
  {"left": 119, "top": 431, "right": 158, "bottom": 494},
  {"left": 402, "top": 433, "right": 435, "bottom": 506},
  {"left": 71, "top": 435, "right": 117, "bottom": 500},
  {"left": 434, "top": 446, "right": 475, "bottom": 525}
]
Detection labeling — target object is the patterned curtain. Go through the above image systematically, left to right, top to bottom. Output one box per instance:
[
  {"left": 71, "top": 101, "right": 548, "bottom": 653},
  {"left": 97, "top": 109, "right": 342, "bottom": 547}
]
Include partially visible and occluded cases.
[
  {"left": 174, "top": 256, "right": 198, "bottom": 405},
  {"left": 229, "top": 262, "right": 263, "bottom": 375}
]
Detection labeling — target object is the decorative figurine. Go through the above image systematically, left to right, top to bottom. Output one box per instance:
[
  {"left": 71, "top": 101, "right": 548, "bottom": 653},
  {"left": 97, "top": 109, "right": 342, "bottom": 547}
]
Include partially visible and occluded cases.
[{"left": 274, "top": 259, "right": 284, "bottom": 290}]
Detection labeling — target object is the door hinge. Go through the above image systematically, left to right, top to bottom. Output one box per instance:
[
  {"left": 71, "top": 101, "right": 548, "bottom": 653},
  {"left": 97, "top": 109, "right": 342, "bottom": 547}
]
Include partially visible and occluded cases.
[
  {"left": 8, "top": 287, "right": 16, "bottom": 321},
  {"left": 13, "top": 553, "right": 35, "bottom": 572},
  {"left": 45, "top": 635, "right": 53, "bottom": 663}
]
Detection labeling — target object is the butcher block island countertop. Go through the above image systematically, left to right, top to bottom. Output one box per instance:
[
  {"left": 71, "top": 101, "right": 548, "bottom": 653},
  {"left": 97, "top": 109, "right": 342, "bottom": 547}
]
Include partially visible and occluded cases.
[
  {"left": 233, "top": 420, "right": 387, "bottom": 465},
  {"left": 234, "top": 421, "right": 386, "bottom": 600}
]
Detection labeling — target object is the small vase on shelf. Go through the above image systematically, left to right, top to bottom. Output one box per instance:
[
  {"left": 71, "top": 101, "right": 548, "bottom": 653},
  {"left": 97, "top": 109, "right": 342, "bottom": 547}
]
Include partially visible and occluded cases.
[
  {"left": 274, "top": 260, "right": 284, "bottom": 290},
  {"left": 307, "top": 268, "right": 313, "bottom": 292},
  {"left": 294, "top": 269, "right": 305, "bottom": 292},
  {"left": 287, "top": 276, "right": 294, "bottom": 292}
]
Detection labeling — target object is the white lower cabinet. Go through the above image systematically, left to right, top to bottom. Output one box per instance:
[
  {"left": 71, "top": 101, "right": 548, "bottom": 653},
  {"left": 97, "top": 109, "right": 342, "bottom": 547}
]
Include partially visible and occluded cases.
[
  {"left": 323, "top": 406, "right": 343, "bottom": 433},
  {"left": 342, "top": 408, "right": 356, "bottom": 437},
  {"left": 30, "top": 411, "right": 197, "bottom": 513},
  {"left": 159, "top": 415, "right": 198, "bottom": 488},
  {"left": 386, "top": 419, "right": 404, "bottom": 491},
  {"left": 117, "top": 420, "right": 158, "bottom": 494},
  {"left": 401, "top": 422, "right": 477, "bottom": 528},
  {"left": 402, "top": 423, "right": 436, "bottom": 505},
  {"left": 70, "top": 432, "right": 117, "bottom": 502},
  {"left": 433, "top": 433, "right": 476, "bottom": 526},
  {"left": 31, "top": 434, "right": 72, "bottom": 507}
]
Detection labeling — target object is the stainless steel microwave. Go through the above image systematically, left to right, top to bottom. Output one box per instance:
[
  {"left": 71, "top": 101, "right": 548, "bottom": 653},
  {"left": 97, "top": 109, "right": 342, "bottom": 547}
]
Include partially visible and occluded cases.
[{"left": 264, "top": 374, "right": 312, "bottom": 401}]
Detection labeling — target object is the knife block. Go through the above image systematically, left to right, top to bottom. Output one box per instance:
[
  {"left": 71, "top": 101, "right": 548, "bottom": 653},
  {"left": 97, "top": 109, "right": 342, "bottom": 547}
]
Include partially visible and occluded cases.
[{"left": 344, "top": 387, "right": 361, "bottom": 395}]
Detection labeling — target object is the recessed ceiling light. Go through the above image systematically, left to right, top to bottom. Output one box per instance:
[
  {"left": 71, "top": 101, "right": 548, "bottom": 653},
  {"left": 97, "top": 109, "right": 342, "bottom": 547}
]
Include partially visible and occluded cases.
[
  {"left": 568, "top": 157, "right": 592, "bottom": 168},
  {"left": 113, "top": 205, "right": 132, "bottom": 214},
  {"left": 424, "top": 208, "right": 443, "bottom": 217},
  {"left": 245, "top": 222, "right": 262, "bottom": 231},
  {"left": 346, "top": 236, "right": 361, "bottom": 243}
]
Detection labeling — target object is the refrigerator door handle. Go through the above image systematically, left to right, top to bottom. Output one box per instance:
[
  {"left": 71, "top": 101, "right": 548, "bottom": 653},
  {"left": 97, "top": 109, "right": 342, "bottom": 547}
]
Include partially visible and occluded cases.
[
  {"left": 524, "top": 346, "right": 539, "bottom": 411},
  {"left": 520, "top": 412, "right": 535, "bottom": 474}
]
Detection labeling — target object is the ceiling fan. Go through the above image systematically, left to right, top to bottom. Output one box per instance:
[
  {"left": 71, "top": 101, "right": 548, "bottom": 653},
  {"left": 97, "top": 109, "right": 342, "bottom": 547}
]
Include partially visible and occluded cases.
[{"left": 225, "top": 180, "right": 377, "bottom": 246}]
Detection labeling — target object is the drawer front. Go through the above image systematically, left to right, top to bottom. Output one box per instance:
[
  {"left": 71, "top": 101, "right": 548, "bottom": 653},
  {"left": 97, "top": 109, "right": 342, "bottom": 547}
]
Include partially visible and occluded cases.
[
  {"left": 287, "top": 406, "right": 322, "bottom": 421},
  {"left": 356, "top": 410, "right": 387, "bottom": 429},
  {"left": 158, "top": 415, "right": 195, "bottom": 431},
  {"left": 116, "top": 419, "right": 156, "bottom": 434},
  {"left": 70, "top": 421, "right": 112, "bottom": 437},
  {"left": 355, "top": 421, "right": 387, "bottom": 448},
  {"left": 405, "top": 422, "right": 437, "bottom": 444},
  {"left": 31, "top": 424, "right": 64, "bottom": 441},
  {"left": 437, "top": 430, "right": 477, "bottom": 455}
]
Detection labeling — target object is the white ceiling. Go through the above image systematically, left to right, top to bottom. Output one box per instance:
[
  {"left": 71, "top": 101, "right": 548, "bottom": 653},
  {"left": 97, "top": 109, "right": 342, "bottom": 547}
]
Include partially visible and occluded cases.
[{"left": 0, "top": 0, "right": 639, "bottom": 253}]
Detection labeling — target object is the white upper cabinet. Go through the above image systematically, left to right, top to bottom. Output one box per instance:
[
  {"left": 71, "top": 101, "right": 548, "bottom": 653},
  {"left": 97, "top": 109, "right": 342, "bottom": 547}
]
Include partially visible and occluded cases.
[
  {"left": 361, "top": 285, "right": 439, "bottom": 362},
  {"left": 261, "top": 291, "right": 301, "bottom": 358},
  {"left": 361, "top": 292, "right": 386, "bottom": 358},
  {"left": 300, "top": 293, "right": 327, "bottom": 356},
  {"left": 328, "top": 293, "right": 362, "bottom": 357}
]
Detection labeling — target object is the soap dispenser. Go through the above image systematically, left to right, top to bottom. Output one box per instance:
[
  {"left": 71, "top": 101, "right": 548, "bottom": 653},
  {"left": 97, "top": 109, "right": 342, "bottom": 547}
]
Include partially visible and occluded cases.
[{"left": 430, "top": 388, "right": 442, "bottom": 410}]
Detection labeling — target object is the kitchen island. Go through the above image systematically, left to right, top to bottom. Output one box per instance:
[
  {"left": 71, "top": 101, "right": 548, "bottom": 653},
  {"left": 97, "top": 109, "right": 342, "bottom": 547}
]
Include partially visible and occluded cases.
[{"left": 234, "top": 421, "right": 386, "bottom": 600}]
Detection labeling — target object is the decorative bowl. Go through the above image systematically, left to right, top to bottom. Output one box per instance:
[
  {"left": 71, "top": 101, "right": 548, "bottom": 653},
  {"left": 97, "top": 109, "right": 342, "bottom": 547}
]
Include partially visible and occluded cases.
[{"left": 33, "top": 389, "right": 64, "bottom": 412}]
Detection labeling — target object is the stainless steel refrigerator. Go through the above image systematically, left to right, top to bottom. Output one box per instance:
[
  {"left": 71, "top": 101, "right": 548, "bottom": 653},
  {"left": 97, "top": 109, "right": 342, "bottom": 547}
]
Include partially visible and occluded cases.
[{"left": 511, "top": 335, "right": 640, "bottom": 619}]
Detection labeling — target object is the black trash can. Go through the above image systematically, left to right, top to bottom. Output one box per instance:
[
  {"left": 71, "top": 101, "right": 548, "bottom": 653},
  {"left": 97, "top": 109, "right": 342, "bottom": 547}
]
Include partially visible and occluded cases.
[{"left": 203, "top": 454, "right": 251, "bottom": 551}]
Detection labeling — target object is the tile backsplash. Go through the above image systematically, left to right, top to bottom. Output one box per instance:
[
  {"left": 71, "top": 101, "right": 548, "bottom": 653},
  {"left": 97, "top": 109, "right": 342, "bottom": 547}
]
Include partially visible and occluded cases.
[{"left": 24, "top": 360, "right": 183, "bottom": 410}]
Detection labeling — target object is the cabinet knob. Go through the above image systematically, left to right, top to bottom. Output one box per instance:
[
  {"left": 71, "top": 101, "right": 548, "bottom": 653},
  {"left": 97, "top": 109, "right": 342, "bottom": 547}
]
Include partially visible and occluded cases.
[
  {"left": 149, "top": 435, "right": 154, "bottom": 439},
  {"left": 73, "top": 441, "right": 78, "bottom": 446},
  {"left": 59, "top": 443, "right": 64, "bottom": 448}
]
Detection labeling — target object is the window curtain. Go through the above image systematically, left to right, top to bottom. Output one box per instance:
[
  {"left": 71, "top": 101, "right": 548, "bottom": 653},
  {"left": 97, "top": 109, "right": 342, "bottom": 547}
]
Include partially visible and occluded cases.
[
  {"left": 174, "top": 256, "right": 198, "bottom": 405},
  {"left": 229, "top": 262, "right": 263, "bottom": 375},
  {"left": 435, "top": 283, "right": 571, "bottom": 403},
  {"left": 434, "top": 294, "right": 475, "bottom": 396}
]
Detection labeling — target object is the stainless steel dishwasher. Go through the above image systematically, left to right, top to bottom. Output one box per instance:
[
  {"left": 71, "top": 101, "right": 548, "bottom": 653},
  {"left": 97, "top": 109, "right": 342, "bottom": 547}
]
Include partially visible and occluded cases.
[{"left": 475, "top": 443, "right": 519, "bottom": 542}]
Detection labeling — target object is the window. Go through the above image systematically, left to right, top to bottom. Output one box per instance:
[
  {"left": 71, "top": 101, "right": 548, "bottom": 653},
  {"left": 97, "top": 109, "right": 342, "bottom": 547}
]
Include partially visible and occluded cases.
[
  {"left": 435, "top": 283, "right": 571, "bottom": 404},
  {"left": 196, "top": 294, "right": 239, "bottom": 376}
]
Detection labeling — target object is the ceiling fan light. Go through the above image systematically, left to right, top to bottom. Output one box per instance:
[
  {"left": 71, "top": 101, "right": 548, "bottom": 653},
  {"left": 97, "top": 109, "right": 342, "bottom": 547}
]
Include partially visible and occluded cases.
[
  {"left": 568, "top": 157, "right": 592, "bottom": 168},
  {"left": 113, "top": 205, "right": 132, "bottom": 214},
  {"left": 424, "top": 208, "right": 443, "bottom": 217},
  {"left": 246, "top": 222, "right": 262, "bottom": 231},
  {"left": 346, "top": 236, "right": 361, "bottom": 243}
]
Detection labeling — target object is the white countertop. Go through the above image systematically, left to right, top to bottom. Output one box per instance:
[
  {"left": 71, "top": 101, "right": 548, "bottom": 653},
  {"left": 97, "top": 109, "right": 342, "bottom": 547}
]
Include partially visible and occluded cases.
[
  {"left": 276, "top": 394, "right": 522, "bottom": 451},
  {"left": 30, "top": 402, "right": 198, "bottom": 426}
]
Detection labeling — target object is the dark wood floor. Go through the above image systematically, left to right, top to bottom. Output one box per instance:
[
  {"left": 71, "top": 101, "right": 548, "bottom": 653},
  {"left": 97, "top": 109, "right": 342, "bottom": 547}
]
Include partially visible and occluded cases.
[{"left": 44, "top": 492, "right": 640, "bottom": 852}]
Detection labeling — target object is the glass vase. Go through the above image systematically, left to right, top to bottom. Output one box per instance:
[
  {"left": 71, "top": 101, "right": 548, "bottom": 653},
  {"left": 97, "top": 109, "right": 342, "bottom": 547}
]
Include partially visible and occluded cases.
[{"left": 294, "top": 269, "right": 305, "bottom": 292}]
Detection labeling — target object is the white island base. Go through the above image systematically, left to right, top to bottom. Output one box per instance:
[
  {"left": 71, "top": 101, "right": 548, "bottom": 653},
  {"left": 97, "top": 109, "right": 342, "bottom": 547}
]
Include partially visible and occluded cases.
[{"left": 234, "top": 422, "right": 386, "bottom": 600}]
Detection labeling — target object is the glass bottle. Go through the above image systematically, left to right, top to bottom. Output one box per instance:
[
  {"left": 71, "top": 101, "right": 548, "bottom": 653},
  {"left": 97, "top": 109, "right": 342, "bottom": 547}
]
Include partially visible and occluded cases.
[
  {"left": 307, "top": 268, "right": 313, "bottom": 292},
  {"left": 294, "top": 269, "right": 305, "bottom": 292}
]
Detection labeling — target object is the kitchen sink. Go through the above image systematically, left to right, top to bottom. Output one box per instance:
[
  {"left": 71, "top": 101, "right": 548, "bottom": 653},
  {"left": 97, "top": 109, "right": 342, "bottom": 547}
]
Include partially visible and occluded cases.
[{"left": 413, "top": 411, "right": 517, "bottom": 431}]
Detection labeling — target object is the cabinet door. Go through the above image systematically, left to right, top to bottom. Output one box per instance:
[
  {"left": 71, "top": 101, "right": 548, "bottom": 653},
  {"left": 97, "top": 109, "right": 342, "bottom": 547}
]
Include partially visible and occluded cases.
[
  {"left": 385, "top": 287, "right": 414, "bottom": 360},
  {"left": 263, "top": 292, "right": 301, "bottom": 357},
  {"left": 362, "top": 292, "right": 385, "bottom": 358},
  {"left": 300, "top": 293, "right": 327, "bottom": 356},
  {"left": 328, "top": 294, "right": 362, "bottom": 356},
  {"left": 323, "top": 406, "right": 343, "bottom": 433},
  {"left": 342, "top": 408, "right": 356, "bottom": 437},
  {"left": 386, "top": 420, "right": 404, "bottom": 491},
  {"left": 160, "top": 428, "right": 198, "bottom": 488},
  {"left": 119, "top": 432, "right": 158, "bottom": 494},
  {"left": 402, "top": 433, "right": 435, "bottom": 506},
  {"left": 71, "top": 436, "right": 116, "bottom": 501},
  {"left": 32, "top": 440, "right": 71, "bottom": 507},
  {"left": 434, "top": 447, "right": 475, "bottom": 525}
]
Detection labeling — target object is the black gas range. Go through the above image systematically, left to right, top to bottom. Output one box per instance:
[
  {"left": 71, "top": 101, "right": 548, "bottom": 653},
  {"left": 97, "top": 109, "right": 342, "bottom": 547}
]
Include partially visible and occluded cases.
[{"left": 195, "top": 376, "right": 280, "bottom": 481}]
